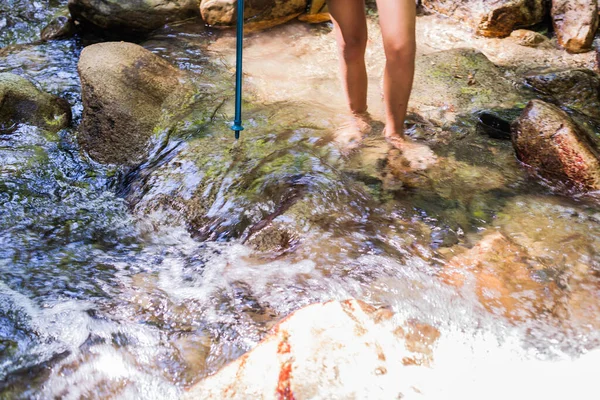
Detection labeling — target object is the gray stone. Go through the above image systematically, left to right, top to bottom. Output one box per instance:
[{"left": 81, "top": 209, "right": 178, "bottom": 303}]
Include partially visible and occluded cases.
[
  {"left": 68, "top": 0, "right": 200, "bottom": 36},
  {"left": 77, "top": 42, "right": 194, "bottom": 165},
  {"left": 0, "top": 73, "right": 71, "bottom": 132}
]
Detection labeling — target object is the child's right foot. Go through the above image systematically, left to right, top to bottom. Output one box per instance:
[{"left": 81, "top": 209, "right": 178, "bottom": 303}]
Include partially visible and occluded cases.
[{"left": 334, "top": 112, "right": 373, "bottom": 154}]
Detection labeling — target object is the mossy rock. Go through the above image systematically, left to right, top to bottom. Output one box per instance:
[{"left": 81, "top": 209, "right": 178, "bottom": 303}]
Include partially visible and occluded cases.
[
  {"left": 77, "top": 42, "right": 196, "bottom": 165},
  {"left": 411, "top": 48, "right": 528, "bottom": 125},
  {"left": 0, "top": 73, "right": 71, "bottom": 132}
]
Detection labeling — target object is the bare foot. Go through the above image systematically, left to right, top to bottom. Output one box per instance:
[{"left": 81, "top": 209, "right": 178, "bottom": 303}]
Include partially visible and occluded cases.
[
  {"left": 334, "top": 112, "right": 373, "bottom": 154},
  {"left": 384, "top": 127, "right": 437, "bottom": 170},
  {"left": 383, "top": 130, "right": 406, "bottom": 150}
]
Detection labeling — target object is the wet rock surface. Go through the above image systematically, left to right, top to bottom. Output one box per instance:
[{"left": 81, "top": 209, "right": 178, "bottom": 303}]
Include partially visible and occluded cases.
[
  {"left": 0, "top": 0, "right": 69, "bottom": 47},
  {"left": 68, "top": 0, "right": 201, "bottom": 36},
  {"left": 421, "top": 0, "right": 547, "bottom": 37},
  {"left": 551, "top": 0, "right": 599, "bottom": 53},
  {"left": 41, "top": 15, "right": 76, "bottom": 42},
  {"left": 77, "top": 41, "right": 194, "bottom": 165},
  {"left": 411, "top": 48, "right": 527, "bottom": 124},
  {"left": 525, "top": 69, "right": 600, "bottom": 121},
  {"left": 0, "top": 72, "right": 71, "bottom": 131},
  {"left": 512, "top": 99, "right": 600, "bottom": 191},
  {"left": 495, "top": 196, "right": 600, "bottom": 336},
  {"left": 442, "top": 232, "right": 559, "bottom": 321},
  {"left": 185, "top": 300, "right": 439, "bottom": 400}
]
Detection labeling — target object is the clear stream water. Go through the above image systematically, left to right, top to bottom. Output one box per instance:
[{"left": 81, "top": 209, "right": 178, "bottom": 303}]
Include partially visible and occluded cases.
[{"left": 1, "top": 2, "right": 600, "bottom": 399}]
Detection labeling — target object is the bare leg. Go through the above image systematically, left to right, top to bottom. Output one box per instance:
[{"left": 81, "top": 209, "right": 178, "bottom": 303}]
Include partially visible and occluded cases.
[
  {"left": 327, "top": 0, "right": 368, "bottom": 115},
  {"left": 375, "top": 0, "right": 416, "bottom": 144}
]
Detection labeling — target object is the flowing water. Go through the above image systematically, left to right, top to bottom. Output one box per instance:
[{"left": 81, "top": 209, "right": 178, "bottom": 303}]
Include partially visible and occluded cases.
[{"left": 1, "top": 4, "right": 600, "bottom": 399}]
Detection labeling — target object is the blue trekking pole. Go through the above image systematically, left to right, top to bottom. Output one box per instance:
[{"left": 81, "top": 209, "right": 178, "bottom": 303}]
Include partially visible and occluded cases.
[{"left": 231, "top": 0, "right": 244, "bottom": 139}]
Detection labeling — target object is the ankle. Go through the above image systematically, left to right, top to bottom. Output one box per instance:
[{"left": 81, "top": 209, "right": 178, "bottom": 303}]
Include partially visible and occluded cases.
[{"left": 383, "top": 126, "right": 405, "bottom": 139}]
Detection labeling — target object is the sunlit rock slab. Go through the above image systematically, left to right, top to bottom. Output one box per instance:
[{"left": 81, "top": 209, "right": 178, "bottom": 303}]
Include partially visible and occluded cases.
[{"left": 185, "top": 299, "right": 439, "bottom": 400}]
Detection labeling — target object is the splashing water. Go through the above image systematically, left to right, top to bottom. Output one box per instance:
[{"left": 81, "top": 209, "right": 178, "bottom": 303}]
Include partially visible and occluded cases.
[{"left": 1, "top": 5, "right": 600, "bottom": 399}]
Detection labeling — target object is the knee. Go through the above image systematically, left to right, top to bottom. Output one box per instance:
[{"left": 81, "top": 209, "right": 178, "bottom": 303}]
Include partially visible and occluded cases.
[
  {"left": 338, "top": 34, "right": 367, "bottom": 62},
  {"left": 384, "top": 39, "right": 416, "bottom": 65}
]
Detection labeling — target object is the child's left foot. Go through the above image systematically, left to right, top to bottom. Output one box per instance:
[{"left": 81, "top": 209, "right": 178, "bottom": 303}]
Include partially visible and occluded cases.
[{"left": 334, "top": 112, "right": 373, "bottom": 154}]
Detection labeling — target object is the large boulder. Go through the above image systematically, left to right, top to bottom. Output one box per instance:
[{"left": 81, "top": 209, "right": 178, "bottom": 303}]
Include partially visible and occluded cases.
[
  {"left": 68, "top": 0, "right": 200, "bottom": 36},
  {"left": 200, "top": 0, "right": 307, "bottom": 31},
  {"left": 421, "top": 0, "right": 547, "bottom": 37},
  {"left": 551, "top": 0, "right": 599, "bottom": 53},
  {"left": 78, "top": 42, "right": 194, "bottom": 165},
  {"left": 410, "top": 48, "right": 527, "bottom": 124},
  {"left": 525, "top": 69, "right": 600, "bottom": 122},
  {"left": 0, "top": 73, "right": 71, "bottom": 132},
  {"left": 511, "top": 99, "right": 600, "bottom": 191},
  {"left": 185, "top": 300, "right": 440, "bottom": 399}
]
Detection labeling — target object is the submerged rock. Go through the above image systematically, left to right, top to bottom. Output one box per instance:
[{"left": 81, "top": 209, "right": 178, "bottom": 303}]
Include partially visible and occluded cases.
[
  {"left": 68, "top": 0, "right": 200, "bottom": 36},
  {"left": 200, "top": 0, "right": 307, "bottom": 31},
  {"left": 421, "top": 0, "right": 547, "bottom": 37},
  {"left": 551, "top": 0, "right": 599, "bottom": 53},
  {"left": 40, "top": 15, "right": 76, "bottom": 42},
  {"left": 78, "top": 42, "right": 194, "bottom": 165},
  {"left": 411, "top": 48, "right": 526, "bottom": 124},
  {"left": 525, "top": 69, "right": 600, "bottom": 121},
  {"left": 0, "top": 73, "right": 71, "bottom": 132},
  {"left": 511, "top": 100, "right": 600, "bottom": 191},
  {"left": 495, "top": 195, "right": 600, "bottom": 335},
  {"left": 442, "top": 232, "right": 559, "bottom": 321},
  {"left": 185, "top": 300, "right": 439, "bottom": 399}
]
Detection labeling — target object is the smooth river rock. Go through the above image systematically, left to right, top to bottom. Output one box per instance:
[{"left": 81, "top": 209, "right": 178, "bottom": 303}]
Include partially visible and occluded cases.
[
  {"left": 68, "top": 0, "right": 200, "bottom": 36},
  {"left": 200, "top": 0, "right": 307, "bottom": 31},
  {"left": 421, "top": 0, "right": 547, "bottom": 37},
  {"left": 551, "top": 0, "right": 599, "bottom": 53},
  {"left": 40, "top": 15, "right": 76, "bottom": 42},
  {"left": 509, "top": 29, "right": 549, "bottom": 48},
  {"left": 78, "top": 42, "right": 194, "bottom": 165},
  {"left": 0, "top": 73, "right": 71, "bottom": 132},
  {"left": 511, "top": 100, "right": 600, "bottom": 191},
  {"left": 185, "top": 299, "right": 440, "bottom": 399}
]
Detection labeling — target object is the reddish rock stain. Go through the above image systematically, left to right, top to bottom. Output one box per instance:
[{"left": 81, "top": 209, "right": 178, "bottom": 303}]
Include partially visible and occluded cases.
[
  {"left": 275, "top": 330, "right": 295, "bottom": 400},
  {"left": 276, "top": 361, "right": 295, "bottom": 400}
]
